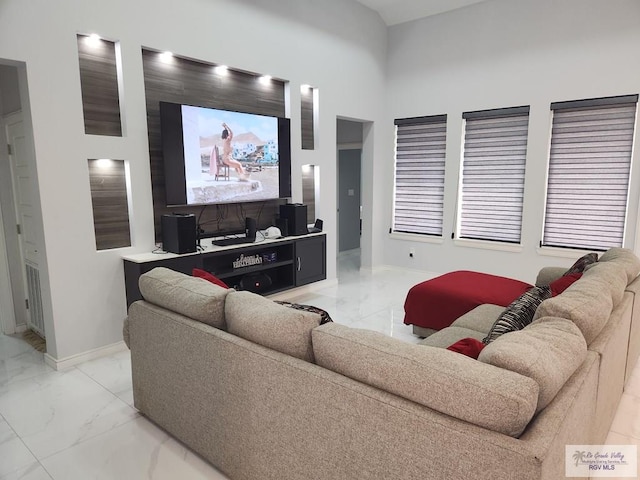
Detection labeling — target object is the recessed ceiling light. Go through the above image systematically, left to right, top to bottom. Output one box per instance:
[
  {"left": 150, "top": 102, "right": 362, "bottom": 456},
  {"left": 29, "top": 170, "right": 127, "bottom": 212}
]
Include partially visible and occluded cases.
[
  {"left": 86, "top": 33, "right": 101, "bottom": 46},
  {"left": 159, "top": 51, "right": 174, "bottom": 63},
  {"left": 214, "top": 65, "right": 228, "bottom": 74},
  {"left": 259, "top": 75, "right": 272, "bottom": 85},
  {"left": 95, "top": 158, "right": 114, "bottom": 169}
]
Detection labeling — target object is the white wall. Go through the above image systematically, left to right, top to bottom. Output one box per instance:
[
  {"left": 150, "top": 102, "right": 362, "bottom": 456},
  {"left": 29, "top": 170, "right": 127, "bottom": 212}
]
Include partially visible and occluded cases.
[
  {"left": 0, "top": 0, "right": 388, "bottom": 359},
  {"left": 383, "top": 0, "right": 640, "bottom": 282}
]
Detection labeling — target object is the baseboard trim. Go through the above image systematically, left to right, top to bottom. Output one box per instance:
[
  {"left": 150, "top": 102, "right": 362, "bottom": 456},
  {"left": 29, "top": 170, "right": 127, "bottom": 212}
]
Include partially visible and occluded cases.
[{"left": 44, "top": 341, "right": 128, "bottom": 371}]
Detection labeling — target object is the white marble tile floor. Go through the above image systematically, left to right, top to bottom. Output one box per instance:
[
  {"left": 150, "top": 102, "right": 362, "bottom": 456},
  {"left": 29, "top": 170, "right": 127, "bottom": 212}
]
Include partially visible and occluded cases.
[{"left": 1, "top": 249, "right": 639, "bottom": 478}]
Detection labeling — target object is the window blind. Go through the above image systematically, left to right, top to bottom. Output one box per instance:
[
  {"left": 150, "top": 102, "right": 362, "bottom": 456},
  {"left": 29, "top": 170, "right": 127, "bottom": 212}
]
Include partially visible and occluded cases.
[
  {"left": 542, "top": 95, "right": 638, "bottom": 251},
  {"left": 459, "top": 106, "right": 530, "bottom": 243},
  {"left": 392, "top": 115, "right": 447, "bottom": 236}
]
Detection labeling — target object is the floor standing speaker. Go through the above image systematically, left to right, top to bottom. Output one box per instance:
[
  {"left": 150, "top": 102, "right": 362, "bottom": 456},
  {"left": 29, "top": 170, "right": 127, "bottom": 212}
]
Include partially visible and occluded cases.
[
  {"left": 279, "top": 204, "right": 308, "bottom": 236},
  {"left": 162, "top": 214, "right": 197, "bottom": 254}
]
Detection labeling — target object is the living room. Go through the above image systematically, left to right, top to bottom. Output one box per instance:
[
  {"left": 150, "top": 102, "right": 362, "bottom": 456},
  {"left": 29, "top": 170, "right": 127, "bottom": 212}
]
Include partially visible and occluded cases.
[
  {"left": 0, "top": 0, "right": 640, "bottom": 476},
  {"left": 0, "top": 0, "right": 638, "bottom": 365}
]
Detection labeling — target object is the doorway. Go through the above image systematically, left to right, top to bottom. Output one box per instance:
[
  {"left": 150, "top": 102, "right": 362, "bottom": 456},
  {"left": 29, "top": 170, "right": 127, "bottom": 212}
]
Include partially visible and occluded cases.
[
  {"left": 0, "top": 62, "right": 44, "bottom": 340},
  {"left": 336, "top": 119, "right": 364, "bottom": 269}
]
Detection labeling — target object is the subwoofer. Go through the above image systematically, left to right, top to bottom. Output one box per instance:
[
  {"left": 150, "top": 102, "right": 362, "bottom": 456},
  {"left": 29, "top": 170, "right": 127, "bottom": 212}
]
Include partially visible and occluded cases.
[{"left": 161, "top": 214, "right": 197, "bottom": 254}]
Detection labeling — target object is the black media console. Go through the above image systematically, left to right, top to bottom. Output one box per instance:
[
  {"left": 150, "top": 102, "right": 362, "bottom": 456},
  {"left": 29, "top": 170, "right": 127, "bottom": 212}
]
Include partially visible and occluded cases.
[{"left": 123, "top": 233, "right": 326, "bottom": 307}]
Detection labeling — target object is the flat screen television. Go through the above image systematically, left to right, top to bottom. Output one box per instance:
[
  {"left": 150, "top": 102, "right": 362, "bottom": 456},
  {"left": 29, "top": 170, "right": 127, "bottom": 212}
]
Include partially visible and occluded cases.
[{"left": 160, "top": 101, "right": 291, "bottom": 206}]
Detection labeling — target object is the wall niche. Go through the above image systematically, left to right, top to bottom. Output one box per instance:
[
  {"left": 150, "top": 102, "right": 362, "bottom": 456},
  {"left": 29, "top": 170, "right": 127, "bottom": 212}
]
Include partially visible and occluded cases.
[{"left": 77, "top": 34, "right": 123, "bottom": 136}]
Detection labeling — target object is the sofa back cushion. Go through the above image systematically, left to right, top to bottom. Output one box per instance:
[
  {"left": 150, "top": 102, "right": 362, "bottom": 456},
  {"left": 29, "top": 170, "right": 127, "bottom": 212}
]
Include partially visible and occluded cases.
[
  {"left": 600, "top": 247, "right": 640, "bottom": 283},
  {"left": 534, "top": 248, "right": 640, "bottom": 344},
  {"left": 138, "top": 267, "right": 231, "bottom": 329},
  {"left": 225, "top": 290, "right": 321, "bottom": 362},
  {"left": 478, "top": 316, "right": 587, "bottom": 412},
  {"left": 312, "top": 323, "right": 539, "bottom": 437}
]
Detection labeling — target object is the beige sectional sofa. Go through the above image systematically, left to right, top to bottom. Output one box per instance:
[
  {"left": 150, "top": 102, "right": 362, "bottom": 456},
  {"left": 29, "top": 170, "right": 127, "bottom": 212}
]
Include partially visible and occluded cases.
[{"left": 124, "top": 247, "right": 640, "bottom": 480}]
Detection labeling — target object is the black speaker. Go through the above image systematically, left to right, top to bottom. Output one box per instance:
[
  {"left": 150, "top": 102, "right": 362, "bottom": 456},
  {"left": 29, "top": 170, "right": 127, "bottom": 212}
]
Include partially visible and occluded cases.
[
  {"left": 279, "top": 204, "right": 308, "bottom": 236},
  {"left": 161, "top": 214, "right": 197, "bottom": 254},
  {"left": 245, "top": 217, "right": 257, "bottom": 241},
  {"left": 275, "top": 217, "right": 289, "bottom": 237},
  {"left": 240, "top": 272, "right": 273, "bottom": 293}
]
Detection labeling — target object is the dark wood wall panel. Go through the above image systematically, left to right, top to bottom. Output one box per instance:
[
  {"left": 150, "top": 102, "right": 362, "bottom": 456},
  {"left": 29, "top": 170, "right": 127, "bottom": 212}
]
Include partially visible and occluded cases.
[
  {"left": 77, "top": 35, "right": 122, "bottom": 136},
  {"left": 141, "top": 49, "right": 287, "bottom": 241},
  {"left": 301, "top": 87, "right": 315, "bottom": 150},
  {"left": 88, "top": 159, "right": 131, "bottom": 250}
]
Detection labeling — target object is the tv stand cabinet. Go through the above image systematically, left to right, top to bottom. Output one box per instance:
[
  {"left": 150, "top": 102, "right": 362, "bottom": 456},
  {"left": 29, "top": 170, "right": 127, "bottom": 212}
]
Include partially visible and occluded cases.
[{"left": 123, "top": 233, "right": 326, "bottom": 306}]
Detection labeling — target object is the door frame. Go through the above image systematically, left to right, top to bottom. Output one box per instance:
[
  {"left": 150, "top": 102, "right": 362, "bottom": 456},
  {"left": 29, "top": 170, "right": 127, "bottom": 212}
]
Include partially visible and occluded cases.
[
  {"left": 0, "top": 111, "right": 28, "bottom": 334},
  {"left": 0, "top": 197, "right": 16, "bottom": 334}
]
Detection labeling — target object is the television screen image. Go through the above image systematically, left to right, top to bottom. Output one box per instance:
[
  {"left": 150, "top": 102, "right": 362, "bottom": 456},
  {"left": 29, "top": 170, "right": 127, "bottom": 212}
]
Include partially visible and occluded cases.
[{"left": 181, "top": 105, "right": 280, "bottom": 205}]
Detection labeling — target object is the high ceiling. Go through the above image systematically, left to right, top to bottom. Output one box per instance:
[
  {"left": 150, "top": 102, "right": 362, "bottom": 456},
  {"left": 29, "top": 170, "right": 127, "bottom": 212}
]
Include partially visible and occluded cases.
[{"left": 354, "top": 0, "right": 488, "bottom": 25}]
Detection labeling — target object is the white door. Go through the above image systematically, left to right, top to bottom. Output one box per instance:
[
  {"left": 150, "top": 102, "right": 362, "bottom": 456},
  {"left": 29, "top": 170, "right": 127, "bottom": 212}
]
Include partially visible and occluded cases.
[{"left": 5, "top": 113, "right": 43, "bottom": 336}]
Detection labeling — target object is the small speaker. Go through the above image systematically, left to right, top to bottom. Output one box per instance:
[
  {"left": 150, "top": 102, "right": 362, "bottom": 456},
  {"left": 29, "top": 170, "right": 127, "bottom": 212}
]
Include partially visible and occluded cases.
[
  {"left": 279, "top": 203, "right": 308, "bottom": 236},
  {"left": 161, "top": 214, "right": 197, "bottom": 254},
  {"left": 245, "top": 217, "right": 257, "bottom": 242},
  {"left": 275, "top": 217, "right": 289, "bottom": 237},
  {"left": 240, "top": 272, "right": 273, "bottom": 293}
]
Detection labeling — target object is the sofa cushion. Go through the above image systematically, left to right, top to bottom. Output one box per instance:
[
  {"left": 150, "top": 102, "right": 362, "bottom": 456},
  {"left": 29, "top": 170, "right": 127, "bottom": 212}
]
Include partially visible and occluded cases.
[
  {"left": 599, "top": 247, "right": 640, "bottom": 284},
  {"left": 138, "top": 267, "right": 231, "bottom": 329},
  {"left": 483, "top": 286, "right": 552, "bottom": 344},
  {"left": 225, "top": 290, "right": 321, "bottom": 362},
  {"left": 450, "top": 304, "right": 504, "bottom": 334},
  {"left": 478, "top": 316, "right": 587, "bottom": 412},
  {"left": 313, "top": 323, "right": 538, "bottom": 437},
  {"left": 420, "top": 326, "right": 485, "bottom": 348}
]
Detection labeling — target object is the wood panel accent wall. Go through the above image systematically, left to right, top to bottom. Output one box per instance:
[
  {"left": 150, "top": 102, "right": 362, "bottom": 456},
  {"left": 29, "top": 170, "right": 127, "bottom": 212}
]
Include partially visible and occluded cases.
[
  {"left": 77, "top": 35, "right": 122, "bottom": 136},
  {"left": 141, "top": 49, "right": 287, "bottom": 241},
  {"left": 301, "top": 87, "right": 315, "bottom": 150},
  {"left": 88, "top": 159, "right": 131, "bottom": 250},
  {"left": 302, "top": 165, "right": 316, "bottom": 223}
]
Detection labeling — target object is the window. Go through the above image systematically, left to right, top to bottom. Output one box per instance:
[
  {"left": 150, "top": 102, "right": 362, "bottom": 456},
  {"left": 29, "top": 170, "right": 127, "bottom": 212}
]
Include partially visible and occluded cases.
[
  {"left": 542, "top": 95, "right": 638, "bottom": 251},
  {"left": 458, "top": 106, "right": 530, "bottom": 243},
  {"left": 392, "top": 115, "right": 447, "bottom": 236}
]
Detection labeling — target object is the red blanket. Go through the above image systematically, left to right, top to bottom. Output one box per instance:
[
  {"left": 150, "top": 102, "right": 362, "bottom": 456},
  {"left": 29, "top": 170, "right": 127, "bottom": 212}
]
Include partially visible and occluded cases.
[{"left": 403, "top": 270, "right": 532, "bottom": 331}]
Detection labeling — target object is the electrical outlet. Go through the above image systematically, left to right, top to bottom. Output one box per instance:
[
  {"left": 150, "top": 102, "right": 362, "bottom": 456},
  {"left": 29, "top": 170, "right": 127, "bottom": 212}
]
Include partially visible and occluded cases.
[{"left": 409, "top": 248, "right": 415, "bottom": 258}]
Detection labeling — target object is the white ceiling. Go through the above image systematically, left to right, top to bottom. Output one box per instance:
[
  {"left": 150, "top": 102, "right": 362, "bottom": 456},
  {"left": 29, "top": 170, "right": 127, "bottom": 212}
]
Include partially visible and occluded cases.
[{"left": 354, "top": 0, "right": 488, "bottom": 25}]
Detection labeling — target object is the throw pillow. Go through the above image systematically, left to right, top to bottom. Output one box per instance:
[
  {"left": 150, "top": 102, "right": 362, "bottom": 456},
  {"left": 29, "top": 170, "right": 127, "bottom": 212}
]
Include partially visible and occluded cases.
[
  {"left": 563, "top": 252, "right": 598, "bottom": 276},
  {"left": 192, "top": 268, "right": 229, "bottom": 289},
  {"left": 549, "top": 272, "right": 582, "bottom": 296},
  {"left": 482, "top": 285, "right": 552, "bottom": 344},
  {"left": 274, "top": 301, "right": 333, "bottom": 325},
  {"left": 446, "top": 337, "right": 485, "bottom": 359}
]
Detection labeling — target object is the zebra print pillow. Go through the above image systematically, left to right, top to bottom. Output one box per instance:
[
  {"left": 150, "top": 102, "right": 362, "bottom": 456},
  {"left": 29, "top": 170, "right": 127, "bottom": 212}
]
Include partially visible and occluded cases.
[
  {"left": 482, "top": 286, "right": 552, "bottom": 344},
  {"left": 274, "top": 301, "right": 333, "bottom": 325}
]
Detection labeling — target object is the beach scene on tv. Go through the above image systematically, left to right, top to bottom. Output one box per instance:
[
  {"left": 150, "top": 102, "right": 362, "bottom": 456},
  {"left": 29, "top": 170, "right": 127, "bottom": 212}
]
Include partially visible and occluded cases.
[{"left": 181, "top": 105, "right": 280, "bottom": 204}]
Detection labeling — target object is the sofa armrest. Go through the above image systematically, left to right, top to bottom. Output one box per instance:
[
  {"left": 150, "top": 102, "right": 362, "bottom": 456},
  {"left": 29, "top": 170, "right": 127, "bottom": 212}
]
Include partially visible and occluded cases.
[{"left": 536, "top": 267, "right": 566, "bottom": 286}]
